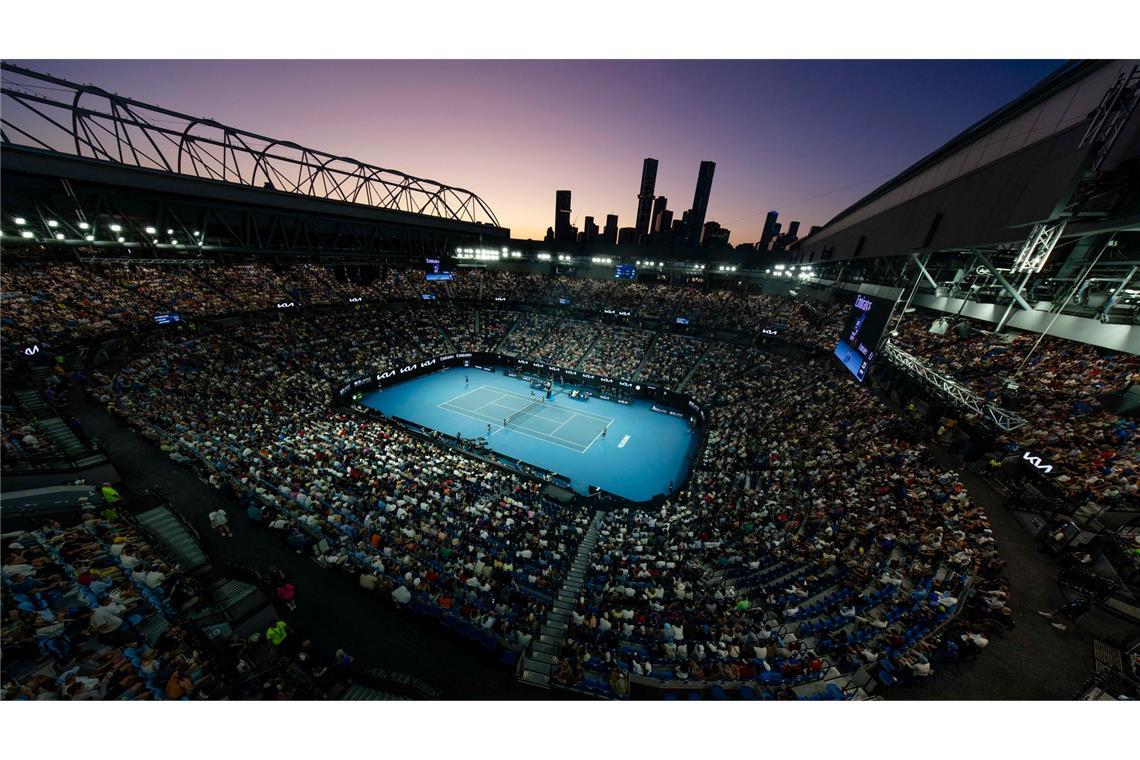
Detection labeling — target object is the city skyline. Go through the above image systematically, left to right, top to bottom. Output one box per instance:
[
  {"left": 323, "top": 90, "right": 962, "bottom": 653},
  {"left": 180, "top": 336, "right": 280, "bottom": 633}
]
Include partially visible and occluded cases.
[{"left": 5, "top": 59, "right": 1064, "bottom": 243}]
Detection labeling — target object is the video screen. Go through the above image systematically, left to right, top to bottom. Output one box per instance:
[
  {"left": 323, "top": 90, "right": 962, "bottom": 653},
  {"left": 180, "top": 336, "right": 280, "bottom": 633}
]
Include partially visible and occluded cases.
[
  {"left": 614, "top": 264, "right": 637, "bottom": 280},
  {"left": 425, "top": 272, "right": 453, "bottom": 281},
  {"left": 833, "top": 292, "right": 894, "bottom": 382},
  {"left": 154, "top": 312, "right": 182, "bottom": 325}
]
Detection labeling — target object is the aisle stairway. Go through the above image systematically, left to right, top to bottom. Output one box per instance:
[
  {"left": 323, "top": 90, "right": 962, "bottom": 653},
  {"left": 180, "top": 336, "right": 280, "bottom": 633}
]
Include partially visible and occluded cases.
[
  {"left": 574, "top": 330, "right": 602, "bottom": 370},
  {"left": 633, "top": 334, "right": 659, "bottom": 380},
  {"left": 677, "top": 340, "right": 713, "bottom": 392},
  {"left": 13, "top": 388, "right": 49, "bottom": 415},
  {"left": 35, "top": 416, "right": 89, "bottom": 459},
  {"left": 135, "top": 504, "right": 209, "bottom": 571},
  {"left": 518, "top": 509, "right": 604, "bottom": 688}
]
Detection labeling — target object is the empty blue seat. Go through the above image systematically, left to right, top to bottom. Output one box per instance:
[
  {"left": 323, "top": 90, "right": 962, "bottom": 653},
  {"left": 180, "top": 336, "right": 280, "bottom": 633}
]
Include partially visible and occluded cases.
[{"left": 709, "top": 684, "right": 728, "bottom": 700}]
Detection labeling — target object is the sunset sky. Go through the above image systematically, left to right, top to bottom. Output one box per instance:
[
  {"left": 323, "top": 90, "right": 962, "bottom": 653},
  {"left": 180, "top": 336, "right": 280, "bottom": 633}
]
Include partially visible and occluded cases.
[{"left": 7, "top": 59, "right": 1063, "bottom": 242}]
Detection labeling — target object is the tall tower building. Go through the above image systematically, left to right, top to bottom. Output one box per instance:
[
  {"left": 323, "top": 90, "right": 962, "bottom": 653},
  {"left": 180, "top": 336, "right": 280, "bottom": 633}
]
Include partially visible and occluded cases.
[
  {"left": 635, "top": 158, "right": 659, "bottom": 239},
  {"left": 686, "top": 160, "right": 716, "bottom": 246},
  {"left": 555, "top": 190, "right": 573, "bottom": 242},
  {"left": 650, "top": 196, "right": 668, "bottom": 235},
  {"left": 757, "top": 210, "right": 779, "bottom": 252},
  {"left": 603, "top": 214, "right": 619, "bottom": 244},
  {"left": 583, "top": 216, "right": 599, "bottom": 242},
  {"left": 787, "top": 220, "right": 800, "bottom": 239}
]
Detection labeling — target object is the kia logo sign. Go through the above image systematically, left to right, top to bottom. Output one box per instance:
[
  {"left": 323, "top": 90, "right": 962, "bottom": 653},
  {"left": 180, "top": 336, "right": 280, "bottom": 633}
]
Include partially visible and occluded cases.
[
  {"left": 276, "top": 302, "right": 295, "bottom": 309},
  {"left": 24, "top": 345, "right": 40, "bottom": 356},
  {"left": 1022, "top": 452, "right": 1053, "bottom": 474}
]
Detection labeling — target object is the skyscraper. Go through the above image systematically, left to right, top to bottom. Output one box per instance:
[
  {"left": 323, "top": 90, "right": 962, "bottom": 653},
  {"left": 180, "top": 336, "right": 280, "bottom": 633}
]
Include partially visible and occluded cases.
[
  {"left": 635, "top": 158, "right": 659, "bottom": 239},
  {"left": 686, "top": 161, "right": 716, "bottom": 247},
  {"left": 555, "top": 190, "right": 573, "bottom": 242},
  {"left": 650, "top": 196, "right": 668, "bottom": 235},
  {"left": 757, "top": 210, "right": 779, "bottom": 252},
  {"left": 603, "top": 214, "right": 618, "bottom": 244},
  {"left": 583, "top": 216, "right": 599, "bottom": 242},
  {"left": 787, "top": 220, "right": 800, "bottom": 239}
]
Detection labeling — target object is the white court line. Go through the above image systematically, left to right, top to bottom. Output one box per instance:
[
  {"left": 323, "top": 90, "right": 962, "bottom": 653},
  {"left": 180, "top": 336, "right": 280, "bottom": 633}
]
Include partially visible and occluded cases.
[
  {"left": 435, "top": 379, "right": 617, "bottom": 452},
  {"left": 436, "top": 384, "right": 499, "bottom": 413},
  {"left": 438, "top": 384, "right": 529, "bottom": 418},
  {"left": 486, "top": 385, "right": 616, "bottom": 425},
  {"left": 472, "top": 392, "right": 514, "bottom": 414},
  {"left": 477, "top": 394, "right": 614, "bottom": 431},
  {"left": 440, "top": 400, "right": 607, "bottom": 451},
  {"left": 438, "top": 403, "right": 588, "bottom": 453},
  {"left": 502, "top": 404, "right": 616, "bottom": 445},
  {"left": 548, "top": 415, "right": 575, "bottom": 436},
  {"left": 582, "top": 423, "right": 608, "bottom": 454},
  {"left": 618, "top": 434, "right": 630, "bottom": 448}
]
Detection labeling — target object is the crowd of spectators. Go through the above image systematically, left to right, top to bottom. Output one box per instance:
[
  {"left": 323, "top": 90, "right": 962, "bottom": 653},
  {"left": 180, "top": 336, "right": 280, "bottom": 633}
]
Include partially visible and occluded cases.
[
  {"left": 7, "top": 257, "right": 1132, "bottom": 700},
  {"left": 499, "top": 313, "right": 597, "bottom": 367},
  {"left": 890, "top": 314, "right": 1139, "bottom": 507},
  {"left": 98, "top": 320, "right": 592, "bottom": 664},
  {"left": 580, "top": 325, "right": 654, "bottom": 379},
  {"left": 640, "top": 333, "right": 706, "bottom": 386},
  {"left": 684, "top": 342, "right": 760, "bottom": 404},
  {"left": 556, "top": 351, "right": 1010, "bottom": 697},
  {"left": 2, "top": 411, "right": 71, "bottom": 470},
  {"left": 2, "top": 508, "right": 216, "bottom": 700}
]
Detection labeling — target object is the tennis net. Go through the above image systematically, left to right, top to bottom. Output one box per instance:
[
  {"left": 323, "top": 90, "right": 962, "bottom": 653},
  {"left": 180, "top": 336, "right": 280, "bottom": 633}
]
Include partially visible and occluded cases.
[{"left": 504, "top": 397, "right": 544, "bottom": 428}]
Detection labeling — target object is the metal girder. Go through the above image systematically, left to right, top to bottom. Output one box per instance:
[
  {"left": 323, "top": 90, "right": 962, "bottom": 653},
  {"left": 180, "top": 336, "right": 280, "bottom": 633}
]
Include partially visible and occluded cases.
[
  {"left": 0, "top": 63, "right": 500, "bottom": 227},
  {"left": 1078, "top": 64, "right": 1140, "bottom": 173},
  {"left": 1, "top": 168, "right": 468, "bottom": 258},
  {"left": 1010, "top": 221, "right": 1067, "bottom": 274},
  {"left": 974, "top": 251, "right": 1034, "bottom": 311},
  {"left": 911, "top": 252, "right": 939, "bottom": 290},
  {"left": 882, "top": 341, "right": 1027, "bottom": 433}
]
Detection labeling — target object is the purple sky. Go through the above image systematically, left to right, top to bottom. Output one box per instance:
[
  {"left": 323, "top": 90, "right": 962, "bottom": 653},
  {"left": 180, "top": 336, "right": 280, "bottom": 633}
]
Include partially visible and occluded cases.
[{"left": 9, "top": 60, "right": 1063, "bottom": 242}]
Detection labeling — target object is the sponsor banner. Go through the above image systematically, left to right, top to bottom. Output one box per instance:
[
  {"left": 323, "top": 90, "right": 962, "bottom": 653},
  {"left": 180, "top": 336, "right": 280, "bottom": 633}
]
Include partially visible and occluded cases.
[
  {"left": 651, "top": 404, "right": 686, "bottom": 419},
  {"left": 1021, "top": 451, "right": 1056, "bottom": 476}
]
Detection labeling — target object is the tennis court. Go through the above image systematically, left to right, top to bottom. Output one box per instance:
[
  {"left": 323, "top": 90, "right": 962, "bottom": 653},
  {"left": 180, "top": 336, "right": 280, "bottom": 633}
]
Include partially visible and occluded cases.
[
  {"left": 358, "top": 366, "right": 696, "bottom": 501},
  {"left": 438, "top": 385, "right": 612, "bottom": 453}
]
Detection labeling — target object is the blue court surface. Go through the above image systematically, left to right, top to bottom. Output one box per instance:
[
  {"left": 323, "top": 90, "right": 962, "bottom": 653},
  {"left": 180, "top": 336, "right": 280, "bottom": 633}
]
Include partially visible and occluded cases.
[{"left": 359, "top": 366, "right": 697, "bottom": 501}]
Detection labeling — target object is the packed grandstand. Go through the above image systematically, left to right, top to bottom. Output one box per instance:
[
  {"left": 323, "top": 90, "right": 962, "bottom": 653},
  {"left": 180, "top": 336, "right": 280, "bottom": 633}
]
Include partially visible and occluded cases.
[{"left": 3, "top": 256, "right": 1135, "bottom": 700}]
